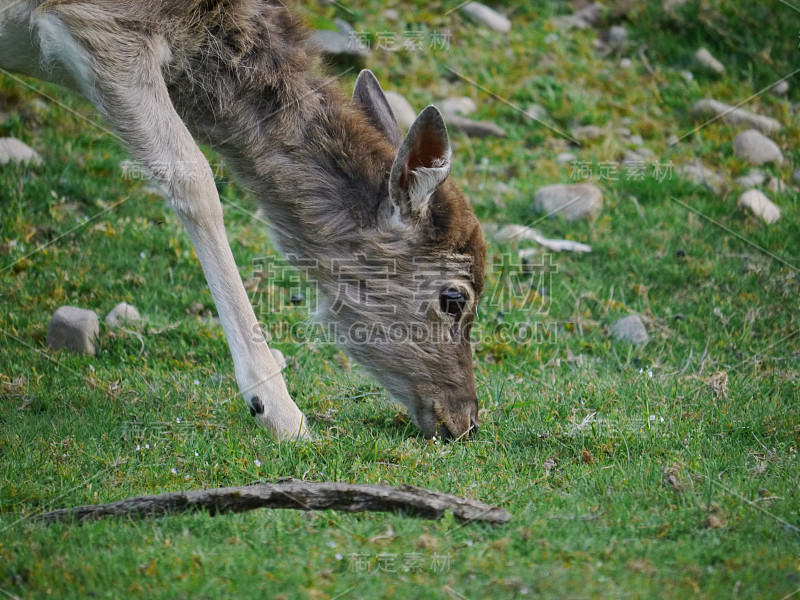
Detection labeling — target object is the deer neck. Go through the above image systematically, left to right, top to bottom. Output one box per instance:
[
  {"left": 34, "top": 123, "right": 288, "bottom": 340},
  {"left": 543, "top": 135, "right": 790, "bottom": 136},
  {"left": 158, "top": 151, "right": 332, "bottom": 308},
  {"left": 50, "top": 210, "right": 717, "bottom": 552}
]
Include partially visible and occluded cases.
[{"left": 199, "top": 79, "right": 400, "bottom": 276}]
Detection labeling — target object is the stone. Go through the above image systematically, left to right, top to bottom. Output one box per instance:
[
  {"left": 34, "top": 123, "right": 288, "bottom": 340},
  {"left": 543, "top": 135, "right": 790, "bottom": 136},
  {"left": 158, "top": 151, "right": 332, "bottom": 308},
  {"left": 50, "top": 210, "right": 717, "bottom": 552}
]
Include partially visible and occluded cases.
[
  {"left": 460, "top": 2, "right": 512, "bottom": 33},
  {"left": 571, "top": 3, "right": 604, "bottom": 28},
  {"left": 382, "top": 9, "right": 400, "bottom": 22},
  {"left": 310, "top": 20, "right": 368, "bottom": 57},
  {"left": 607, "top": 25, "right": 627, "bottom": 45},
  {"left": 694, "top": 47, "right": 725, "bottom": 74},
  {"left": 619, "top": 57, "right": 633, "bottom": 69},
  {"left": 771, "top": 80, "right": 789, "bottom": 96},
  {"left": 383, "top": 91, "right": 417, "bottom": 129},
  {"left": 438, "top": 97, "right": 477, "bottom": 117},
  {"left": 691, "top": 99, "right": 781, "bottom": 135},
  {"left": 525, "top": 104, "right": 548, "bottom": 121},
  {"left": 445, "top": 115, "right": 506, "bottom": 137},
  {"left": 572, "top": 125, "right": 603, "bottom": 141},
  {"left": 733, "top": 129, "right": 783, "bottom": 165},
  {"left": 628, "top": 134, "right": 644, "bottom": 146},
  {"left": 0, "top": 137, "right": 42, "bottom": 165},
  {"left": 622, "top": 149, "right": 653, "bottom": 166},
  {"left": 556, "top": 152, "right": 576, "bottom": 164},
  {"left": 676, "top": 160, "right": 727, "bottom": 195},
  {"left": 793, "top": 169, "right": 800, "bottom": 184},
  {"left": 734, "top": 170, "right": 765, "bottom": 188},
  {"left": 766, "top": 178, "right": 795, "bottom": 195},
  {"left": 494, "top": 182, "right": 513, "bottom": 195},
  {"left": 532, "top": 183, "right": 603, "bottom": 222},
  {"left": 738, "top": 189, "right": 780, "bottom": 224},
  {"left": 105, "top": 302, "right": 142, "bottom": 327},
  {"left": 187, "top": 302, "right": 206, "bottom": 315},
  {"left": 47, "top": 306, "right": 100, "bottom": 355},
  {"left": 610, "top": 315, "right": 649, "bottom": 345},
  {"left": 270, "top": 348, "right": 287, "bottom": 371}
]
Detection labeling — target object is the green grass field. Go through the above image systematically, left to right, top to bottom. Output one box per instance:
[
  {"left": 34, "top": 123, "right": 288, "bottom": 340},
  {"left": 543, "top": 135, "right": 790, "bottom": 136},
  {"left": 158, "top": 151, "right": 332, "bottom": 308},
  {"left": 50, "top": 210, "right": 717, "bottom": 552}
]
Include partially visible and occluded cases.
[{"left": 1, "top": 2, "right": 799, "bottom": 598}]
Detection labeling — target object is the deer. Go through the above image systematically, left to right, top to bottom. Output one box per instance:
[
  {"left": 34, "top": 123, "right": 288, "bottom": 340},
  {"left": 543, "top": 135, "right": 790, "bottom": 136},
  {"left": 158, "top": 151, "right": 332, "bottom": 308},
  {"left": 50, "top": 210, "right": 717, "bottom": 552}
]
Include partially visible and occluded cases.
[{"left": 0, "top": 0, "right": 487, "bottom": 441}]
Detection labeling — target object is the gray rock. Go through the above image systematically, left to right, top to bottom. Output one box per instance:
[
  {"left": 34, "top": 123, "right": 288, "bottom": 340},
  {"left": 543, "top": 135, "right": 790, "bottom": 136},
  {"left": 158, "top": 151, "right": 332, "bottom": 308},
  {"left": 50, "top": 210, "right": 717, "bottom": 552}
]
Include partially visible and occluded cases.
[
  {"left": 460, "top": 2, "right": 512, "bottom": 33},
  {"left": 572, "top": 2, "right": 604, "bottom": 27},
  {"left": 382, "top": 9, "right": 400, "bottom": 22},
  {"left": 310, "top": 20, "right": 368, "bottom": 57},
  {"left": 607, "top": 25, "right": 627, "bottom": 45},
  {"left": 695, "top": 47, "right": 725, "bottom": 74},
  {"left": 619, "top": 57, "right": 633, "bottom": 69},
  {"left": 771, "top": 80, "right": 789, "bottom": 96},
  {"left": 383, "top": 91, "right": 417, "bottom": 129},
  {"left": 438, "top": 97, "right": 477, "bottom": 118},
  {"left": 30, "top": 98, "right": 49, "bottom": 113},
  {"left": 691, "top": 99, "right": 782, "bottom": 135},
  {"left": 525, "top": 104, "right": 548, "bottom": 121},
  {"left": 446, "top": 115, "right": 507, "bottom": 138},
  {"left": 572, "top": 125, "right": 603, "bottom": 141},
  {"left": 733, "top": 129, "right": 783, "bottom": 165},
  {"left": 628, "top": 134, "right": 645, "bottom": 146},
  {"left": 0, "top": 137, "right": 42, "bottom": 165},
  {"left": 633, "top": 147, "right": 655, "bottom": 159},
  {"left": 622, "top": 149, "right": 652, "bottom": 166},
  {"left": 556, "top": 152, "right": 576, "bottom": 164},
  {"left": 676, "top": 160, "right": 727, "bottom": 195},
  {"left": 793, "top": 169, "right": 800, "bottom": 184},
  {"left": 734, "top": 170, "right": 765, "bottom": 188},
  {"left": 766, "top": 178, "right": 796, "bottom": 195},
  {"left": 494, "top": 182, "right": 513, "bottom": 195},
  {"left": 532, "top": 183, "right": 603, "bottom": 222},
  {"left": 738, "top": 189, "right": 780, "bottom": 224},
  {"left": 105, "top": 302, "right": 142, "bottom": 327},
  {"left": 47, "top": 306, "right": 100, "bottom": 355},
  {"left": 610, "top": 315, "right": 649, "bottom": 345},
  {"left": 270, "top": 348, "right": 287, "bottom": 371}
]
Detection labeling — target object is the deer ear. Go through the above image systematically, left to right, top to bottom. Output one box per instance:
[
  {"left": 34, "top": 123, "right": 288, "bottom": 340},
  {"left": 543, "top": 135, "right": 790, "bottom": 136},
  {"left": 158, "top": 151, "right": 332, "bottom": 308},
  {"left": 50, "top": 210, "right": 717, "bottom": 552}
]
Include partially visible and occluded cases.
[
  {"left": 352, "top": 70, "right": 402, "bottom": 148},
  {"left": 387, "top": 105, "right": 452, "bottom": 222}
]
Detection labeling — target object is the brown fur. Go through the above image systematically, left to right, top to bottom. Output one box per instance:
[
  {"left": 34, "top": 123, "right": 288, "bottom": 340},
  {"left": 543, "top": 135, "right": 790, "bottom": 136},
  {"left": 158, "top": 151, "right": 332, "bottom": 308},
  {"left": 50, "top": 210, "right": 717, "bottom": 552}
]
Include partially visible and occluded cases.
[{"left": 0, "top": 0, "right": 487, "bottom": 439}]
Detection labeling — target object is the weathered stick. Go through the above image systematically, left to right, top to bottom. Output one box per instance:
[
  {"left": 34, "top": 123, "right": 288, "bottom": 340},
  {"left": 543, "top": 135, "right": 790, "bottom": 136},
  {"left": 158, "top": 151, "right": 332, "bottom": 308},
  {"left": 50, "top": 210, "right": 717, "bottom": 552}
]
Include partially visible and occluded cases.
[{"left": 35, "top": 480, "right": 512, "bottom": 525}]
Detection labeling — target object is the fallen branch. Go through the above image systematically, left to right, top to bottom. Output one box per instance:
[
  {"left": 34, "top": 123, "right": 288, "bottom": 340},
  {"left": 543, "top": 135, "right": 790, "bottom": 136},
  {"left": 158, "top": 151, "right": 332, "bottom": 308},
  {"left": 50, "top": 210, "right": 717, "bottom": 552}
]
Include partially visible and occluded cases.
[{"left": 35, "top": 480, "right": 512, "bottom": 525}]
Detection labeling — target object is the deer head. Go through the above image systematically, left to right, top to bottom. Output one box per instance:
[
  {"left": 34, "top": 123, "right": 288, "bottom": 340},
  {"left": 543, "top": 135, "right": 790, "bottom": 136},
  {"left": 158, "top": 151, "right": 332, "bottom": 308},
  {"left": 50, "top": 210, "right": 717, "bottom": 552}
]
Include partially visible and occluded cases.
[{"left": 316, "top": 70, "right": 487, "bottom": 440}]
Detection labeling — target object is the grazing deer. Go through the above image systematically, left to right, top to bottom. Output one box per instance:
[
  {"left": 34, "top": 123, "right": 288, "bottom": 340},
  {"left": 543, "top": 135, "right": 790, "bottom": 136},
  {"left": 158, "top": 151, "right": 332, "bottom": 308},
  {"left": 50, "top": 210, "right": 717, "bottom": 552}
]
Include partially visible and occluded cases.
[{"left": 0, "top": 0, "right": 487, "bottom": 440}]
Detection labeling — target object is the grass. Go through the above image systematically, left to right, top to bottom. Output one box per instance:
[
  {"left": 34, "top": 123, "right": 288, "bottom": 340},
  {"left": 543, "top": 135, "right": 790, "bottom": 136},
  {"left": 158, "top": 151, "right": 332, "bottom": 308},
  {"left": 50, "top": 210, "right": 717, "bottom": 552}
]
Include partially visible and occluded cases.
[{"left": 1, "top": 1, "right": 799, "bottom": 598}]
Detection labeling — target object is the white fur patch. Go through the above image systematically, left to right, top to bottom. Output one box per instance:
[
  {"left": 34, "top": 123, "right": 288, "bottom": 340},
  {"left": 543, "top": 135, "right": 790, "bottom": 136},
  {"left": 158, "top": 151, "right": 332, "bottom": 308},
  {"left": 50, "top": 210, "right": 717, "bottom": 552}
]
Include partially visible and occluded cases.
[
  {"left": 35, "top": 13, "right": 96, "bottom": 100},
  {"left": 408, "top": 152, "right": 451, "bottom": 217}
]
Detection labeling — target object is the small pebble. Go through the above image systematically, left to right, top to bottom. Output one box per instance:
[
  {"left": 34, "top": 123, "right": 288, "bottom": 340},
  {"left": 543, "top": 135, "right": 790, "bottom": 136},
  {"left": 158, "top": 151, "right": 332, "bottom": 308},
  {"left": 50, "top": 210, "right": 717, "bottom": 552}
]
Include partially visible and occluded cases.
[
  {"left": 460, "top": 2, "right": 512, "bottom": 33},
  {"left": 694, "top": 47, "right": 725, "bottom": 74},
  {"left": 383, "top": 91, "right": 416, "bottom": 130},
  {"left": 733, "top": 129, "right": 783, "bottom": 165},
  {"left": 0, "top": 137, "right": 42, "bottom": 165},
  {"left": 532, "top": 183, "right": 603, "bottom": 222},
  {"left": 738, "top": 189, "right": 780, "bottom": 224},
  {"left": 105, "top": 302, "right": 141, "bottom": 327},
  {"left": 47, "top": 306, "right": 100, "bottom": 355},
  {"left": 610, "top": 315, "right": 649, "bottom": 345}
]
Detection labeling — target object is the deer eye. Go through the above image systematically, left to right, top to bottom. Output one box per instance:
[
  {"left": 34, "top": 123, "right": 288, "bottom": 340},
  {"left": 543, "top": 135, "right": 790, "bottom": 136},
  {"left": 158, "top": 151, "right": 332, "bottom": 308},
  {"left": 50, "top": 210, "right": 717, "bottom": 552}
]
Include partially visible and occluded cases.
[{"left": 439, "top": 289, "right": 467, "bottom": 317}]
